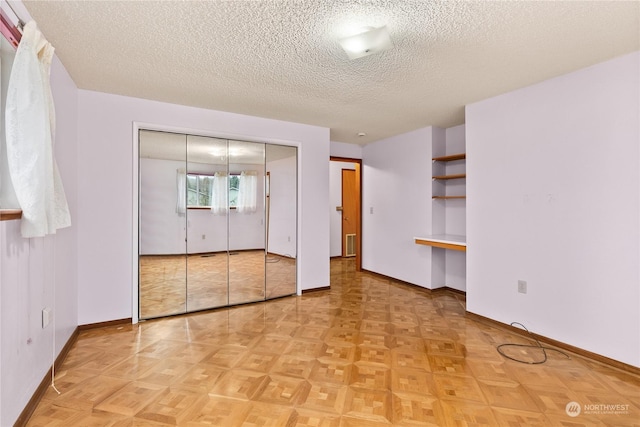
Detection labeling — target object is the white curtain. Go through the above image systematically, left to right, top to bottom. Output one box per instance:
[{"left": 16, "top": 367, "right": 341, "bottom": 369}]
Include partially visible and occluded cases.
[
  {"left": 5, "top": 21, "right": 71, "bottom": 237},
  {"left": 176, "top": 168, "right": 186, "bottom": 215},
  {"left": 237, "top": 171, "right": 258, "bottom": 213},
  {"left": 210, "top": 172, "right": 228, "bottom": 215}
]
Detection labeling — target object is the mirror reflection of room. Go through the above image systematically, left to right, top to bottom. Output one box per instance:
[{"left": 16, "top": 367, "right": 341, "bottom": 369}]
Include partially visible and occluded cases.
[
  {"left": 138, "top": 130, "right": 297, "bottom": 320},
  {"left": 265, "top": 143, "right": 297, "bottom": 299}
]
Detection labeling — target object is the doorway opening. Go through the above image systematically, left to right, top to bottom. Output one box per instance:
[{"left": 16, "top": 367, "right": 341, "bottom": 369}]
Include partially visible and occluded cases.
[{"left": 330, "top": 156, "right": 362, "bottom": 272}]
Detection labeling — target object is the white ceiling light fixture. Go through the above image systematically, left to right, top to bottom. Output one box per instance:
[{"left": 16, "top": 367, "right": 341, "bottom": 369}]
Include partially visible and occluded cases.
[
  {"left": 339, "top": 26, "right": 393, "bottom": 60},
  {"left": 208, "top": 148, "right": 226, "bottom": 157}
]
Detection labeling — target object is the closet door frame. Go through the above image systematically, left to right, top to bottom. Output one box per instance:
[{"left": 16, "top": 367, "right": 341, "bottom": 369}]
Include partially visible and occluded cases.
[{"left": 132, "top": 122, "right": 301, "bottom": 324}]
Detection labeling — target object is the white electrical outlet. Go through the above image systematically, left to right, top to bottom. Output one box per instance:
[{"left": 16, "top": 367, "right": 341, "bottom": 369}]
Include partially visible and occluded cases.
[
  {"left": 370, "top": 207, "right": 374, "bottom": 214},
  {"left": 202, "top": 234, "right": 206, "bottom": 240},
  {"left": 518, "top": 280, "right": 527, "bottom": 294},
  {"left": 42, "top": 308, "right": 52, "bottom": 328}
]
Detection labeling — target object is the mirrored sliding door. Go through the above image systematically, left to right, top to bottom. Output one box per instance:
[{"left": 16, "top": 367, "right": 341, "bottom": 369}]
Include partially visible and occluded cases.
[
  {"left": 139, "top": 130, "right": 187, "bottom": 318},
  {"left": 139, "top": 130, "right": 297, "bottom": 320},
  {"left": 186, "top": 135, "right": 229, "bottom": 311},
  {"left": 228, "top": 140, "right": 266, "bottom": 305},
  {"left": 265, "top": 144, "right": 297, "bottom": 298}
]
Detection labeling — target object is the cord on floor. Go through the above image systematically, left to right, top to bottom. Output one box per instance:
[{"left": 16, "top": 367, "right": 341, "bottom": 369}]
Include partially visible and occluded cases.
[{"left": 497, "top": 322, "right": 571, "bottom": 364}]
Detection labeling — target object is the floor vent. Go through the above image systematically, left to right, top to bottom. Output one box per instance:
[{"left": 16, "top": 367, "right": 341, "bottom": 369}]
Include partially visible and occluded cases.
[{"left": 345, "top": 234, "right": 356, "bottom": 257}]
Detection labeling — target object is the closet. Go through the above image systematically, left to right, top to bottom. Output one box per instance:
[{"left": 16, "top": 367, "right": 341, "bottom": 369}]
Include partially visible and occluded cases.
[{"left": 138, "top": 130, "right": 297, "bottom": 319}]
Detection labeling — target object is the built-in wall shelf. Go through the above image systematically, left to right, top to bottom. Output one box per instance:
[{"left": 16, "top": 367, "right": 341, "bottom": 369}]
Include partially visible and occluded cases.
[
  {"left": 427, "top": 127, "right": 467, "bottom": 291},
  {"left": 433, "top": 153, "right": 465, "bottom": 162},
  {"left": 433, "top": 173, "right": 466, "bottom": 180},
  {"left": 432, "top": 195, "right": 466, "bottom": 200},
  {"left": 0, "top": 209, "right": 22, "bottom": 221},
  {"left": 415, "top": 234, "right": 466, "bottom": 252}
]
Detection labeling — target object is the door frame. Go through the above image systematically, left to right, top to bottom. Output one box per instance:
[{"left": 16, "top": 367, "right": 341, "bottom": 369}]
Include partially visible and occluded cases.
[{"left": 330, "top": 156, "right": 362, "bottom": 272}]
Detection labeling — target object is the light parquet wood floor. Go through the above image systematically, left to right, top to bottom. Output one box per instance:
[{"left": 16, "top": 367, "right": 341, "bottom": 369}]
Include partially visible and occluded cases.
[
  {"left": 140, "top": 251, "right": 296, "bottom": 319},
  {"left": 28, "top": 259, "right": 640, "bottom": 426}
]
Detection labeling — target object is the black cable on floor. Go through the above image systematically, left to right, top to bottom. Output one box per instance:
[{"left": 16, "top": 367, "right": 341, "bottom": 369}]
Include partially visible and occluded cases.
[
  {"left": 266, "top": 254, "right": 293, "bottom": 263},
  {"left": 497, "top": 322, "right": 571, "bottom": 364}
]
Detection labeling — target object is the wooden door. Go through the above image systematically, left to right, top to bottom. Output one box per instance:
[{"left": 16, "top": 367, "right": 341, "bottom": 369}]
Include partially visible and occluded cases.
[{"left": 342, "top": 169, "right": 357, "bottom": 257}]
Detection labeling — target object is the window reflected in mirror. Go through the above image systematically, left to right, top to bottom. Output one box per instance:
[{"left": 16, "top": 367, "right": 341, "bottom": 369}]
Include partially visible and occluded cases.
[
  {"left": 186, "top": 173, "right": 242, "bottom": 209},
  {"left": 187, "top": 173, "right": 213, "bottom": 207}
]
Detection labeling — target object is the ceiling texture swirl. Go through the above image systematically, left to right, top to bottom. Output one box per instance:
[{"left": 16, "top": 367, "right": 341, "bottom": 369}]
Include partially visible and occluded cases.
[{"left": 23, "top": 0, "right": 640, "bottom": 144}]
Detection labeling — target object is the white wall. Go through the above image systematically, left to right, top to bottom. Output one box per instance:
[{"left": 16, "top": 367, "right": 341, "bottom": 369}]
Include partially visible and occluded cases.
[
  {"left": 0, "top": 39, "right": 79, "bottom": 427},
  {"left": 466, "top": 51, "right": 640, "bottom": 367},
  {"left": 77, "top": 90, "right": 330, "bottom": 325},
  {"left": 362, "top": 127, "right": 434, "bottom": 287},
  {"left": 330, "top": 141, "right": 362, "bottom": 159},
  {"left": 267, "top": 154, "right": 297, "bottom": 257},
  {"left": 139, "top": 158, "right": 190, "bottom": 254},
  {"left": 329, "top": 161, "right": 356, "bottom": 257}
]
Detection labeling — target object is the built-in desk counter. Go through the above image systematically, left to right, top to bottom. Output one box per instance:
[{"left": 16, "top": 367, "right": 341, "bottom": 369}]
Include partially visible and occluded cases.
[{"left": 414, "top": 234, "right": 466, "bottom": 252}]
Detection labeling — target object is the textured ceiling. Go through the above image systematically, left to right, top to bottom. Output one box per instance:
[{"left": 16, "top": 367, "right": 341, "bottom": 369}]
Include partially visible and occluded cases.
[{"left": 22, "top": 1, "right": 640, "bottom": 145}]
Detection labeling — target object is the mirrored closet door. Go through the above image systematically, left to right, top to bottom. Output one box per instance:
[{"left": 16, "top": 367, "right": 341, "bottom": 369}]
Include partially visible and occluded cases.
[
  {"left": 138, "top": 130, "right": 297, "bottom": 320},
  {"left": 139, "top": 131, "right": 188, "bottom": 319},
  {"left": 185, "top": 135, "right": 229, "bottom": 311},
  {"left": 228, "top": 140, "right": 266, "bottom": 305},
  {"left": 265, "top": 144, "right": 297, "bottom": 299}
]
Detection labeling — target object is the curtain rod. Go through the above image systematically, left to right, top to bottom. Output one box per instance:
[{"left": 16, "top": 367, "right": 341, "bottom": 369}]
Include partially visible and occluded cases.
[
  {"left": 0, "top": 1, "right": 24, "bottom": 48},
  {"left": 4, "top": 1, "right": 24, "bottom": 29}
]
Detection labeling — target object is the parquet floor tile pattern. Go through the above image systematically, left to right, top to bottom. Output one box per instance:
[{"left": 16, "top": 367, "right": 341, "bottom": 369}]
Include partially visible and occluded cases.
[
  {"left": 140, "top": 251, "right": 296, "bottom": 319},
  {"left": 28, "top": 259, "right": 640, "bottom": 426}
]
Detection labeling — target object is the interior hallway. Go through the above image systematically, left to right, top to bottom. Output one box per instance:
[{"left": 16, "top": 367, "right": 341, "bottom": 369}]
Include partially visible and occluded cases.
[{"left": 26, "top": 258, "right": 640, "bottom": 426}]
